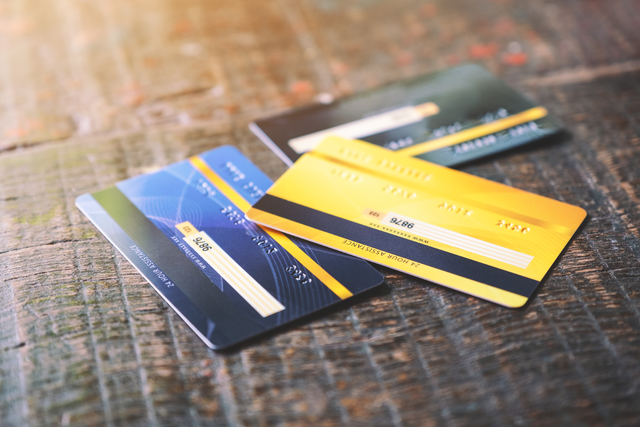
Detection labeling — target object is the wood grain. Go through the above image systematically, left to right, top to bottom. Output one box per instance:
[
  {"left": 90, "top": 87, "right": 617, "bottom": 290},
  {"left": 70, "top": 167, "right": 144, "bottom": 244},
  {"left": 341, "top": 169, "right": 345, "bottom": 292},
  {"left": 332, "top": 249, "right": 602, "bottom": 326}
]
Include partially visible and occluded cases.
[{"left": 1, "top": 0, "right": 639, "bottom": 426}]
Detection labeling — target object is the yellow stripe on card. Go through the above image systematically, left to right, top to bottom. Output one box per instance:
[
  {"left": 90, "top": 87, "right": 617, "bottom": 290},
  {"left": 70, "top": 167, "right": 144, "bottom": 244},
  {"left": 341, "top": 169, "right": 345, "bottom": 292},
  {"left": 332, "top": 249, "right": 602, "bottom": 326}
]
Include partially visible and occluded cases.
[
  {"left": 398, "top": 106, "right": 548, "bottom": 156},
  {"left": 188, "top": 155, "right": 353, "bottom": 300},
  {"left": 189, "top": 156, "right": 252, "bottom": 212},
  {"left": 263, "top": 228, "right": 353, "bottom": 299}
]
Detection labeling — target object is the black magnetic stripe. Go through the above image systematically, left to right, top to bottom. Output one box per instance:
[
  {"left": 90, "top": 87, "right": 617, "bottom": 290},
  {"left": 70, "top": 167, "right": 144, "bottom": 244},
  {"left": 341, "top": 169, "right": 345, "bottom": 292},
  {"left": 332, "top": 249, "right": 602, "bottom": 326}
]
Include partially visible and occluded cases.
[
  {"left": 92, "top": 186, "right": 264, "bottom": 345},
  {"left": 253, "top": 194, "right": 538, "bottom": 297}
]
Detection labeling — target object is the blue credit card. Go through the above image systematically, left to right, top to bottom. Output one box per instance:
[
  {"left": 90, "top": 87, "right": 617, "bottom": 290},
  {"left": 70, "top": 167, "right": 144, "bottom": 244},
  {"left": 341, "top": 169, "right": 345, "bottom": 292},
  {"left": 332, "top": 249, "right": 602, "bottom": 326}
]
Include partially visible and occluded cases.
[{"left": 76, "top": 146, "right": 384, "bottom": 349}]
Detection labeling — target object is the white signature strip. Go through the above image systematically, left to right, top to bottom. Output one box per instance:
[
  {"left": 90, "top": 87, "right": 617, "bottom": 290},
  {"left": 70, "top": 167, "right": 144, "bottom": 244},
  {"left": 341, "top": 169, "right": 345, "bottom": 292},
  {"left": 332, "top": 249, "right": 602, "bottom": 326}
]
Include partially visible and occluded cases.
[
  {"left": 288, "top": 105, "right": 425, "bottom": 154},
  {"left": 381, "top": 213, "right": 533, "bottom": 269},
  {"left": 184, "top": 231, "right": 285, "bottom": 317}
]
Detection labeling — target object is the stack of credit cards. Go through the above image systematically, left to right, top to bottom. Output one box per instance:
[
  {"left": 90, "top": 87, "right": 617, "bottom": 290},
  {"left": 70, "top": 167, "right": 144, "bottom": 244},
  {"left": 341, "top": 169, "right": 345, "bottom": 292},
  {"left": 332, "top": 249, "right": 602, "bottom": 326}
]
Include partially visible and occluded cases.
[
  {"left": 250, "top": 64, "right": 563, "bottom": 167},
  {"left": 77, "top": 65, "right": 585, "bottom": 348}
]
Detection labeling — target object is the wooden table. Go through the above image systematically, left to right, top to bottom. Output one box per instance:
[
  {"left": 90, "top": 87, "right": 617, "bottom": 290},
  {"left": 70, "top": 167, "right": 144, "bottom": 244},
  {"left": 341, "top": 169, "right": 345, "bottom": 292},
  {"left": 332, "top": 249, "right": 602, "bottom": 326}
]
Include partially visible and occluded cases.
[{"left": 1, "top": 0, "right": 639, "bottom": 425}]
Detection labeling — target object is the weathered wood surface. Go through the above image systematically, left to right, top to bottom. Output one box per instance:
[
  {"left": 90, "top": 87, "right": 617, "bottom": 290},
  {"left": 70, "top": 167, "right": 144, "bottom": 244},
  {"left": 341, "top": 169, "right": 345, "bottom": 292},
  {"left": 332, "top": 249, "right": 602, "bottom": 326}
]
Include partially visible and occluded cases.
[{"left": 1, "top": 0, "right": 640, "bottom": 426}]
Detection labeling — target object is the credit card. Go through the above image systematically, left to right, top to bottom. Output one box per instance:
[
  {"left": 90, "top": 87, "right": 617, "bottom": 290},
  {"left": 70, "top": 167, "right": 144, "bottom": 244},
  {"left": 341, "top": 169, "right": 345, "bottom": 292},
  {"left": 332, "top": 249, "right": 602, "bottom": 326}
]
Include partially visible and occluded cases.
[
  {"left": 250, "top": 64, "right": 563, "bottom": 167},
  {"left": 246, "top": 137, "right": 586, "bottom": 307},
  {"left": 76, "top": 146, "right": 384, "bottom": 349}
]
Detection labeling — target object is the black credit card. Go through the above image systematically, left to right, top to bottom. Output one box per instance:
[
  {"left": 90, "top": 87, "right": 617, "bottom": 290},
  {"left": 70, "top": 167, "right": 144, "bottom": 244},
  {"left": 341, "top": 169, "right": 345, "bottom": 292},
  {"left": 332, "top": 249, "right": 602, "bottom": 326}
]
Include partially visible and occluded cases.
[{"left": 250, "top": 64, "right": 562, "bottom": 167}]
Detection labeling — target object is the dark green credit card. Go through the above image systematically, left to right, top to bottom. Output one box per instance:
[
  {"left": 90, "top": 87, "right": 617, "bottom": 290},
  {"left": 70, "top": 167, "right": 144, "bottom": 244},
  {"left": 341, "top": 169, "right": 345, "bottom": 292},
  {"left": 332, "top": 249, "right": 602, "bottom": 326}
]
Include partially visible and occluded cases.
[{"left": 250, "top": 64, "right": 562, "bottom": 167}]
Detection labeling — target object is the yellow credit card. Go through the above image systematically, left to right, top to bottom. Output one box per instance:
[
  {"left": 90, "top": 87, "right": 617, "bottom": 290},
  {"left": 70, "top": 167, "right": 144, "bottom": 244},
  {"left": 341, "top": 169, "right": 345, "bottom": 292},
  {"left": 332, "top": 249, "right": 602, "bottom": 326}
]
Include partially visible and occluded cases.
[{"left": 246, "top": 136, "right": 586, "bottom": 307}]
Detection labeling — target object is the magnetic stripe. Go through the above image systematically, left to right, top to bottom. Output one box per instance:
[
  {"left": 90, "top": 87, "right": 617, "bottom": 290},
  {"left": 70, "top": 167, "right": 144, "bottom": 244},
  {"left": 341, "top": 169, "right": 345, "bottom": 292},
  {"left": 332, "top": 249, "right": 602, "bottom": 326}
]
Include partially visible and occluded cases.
[{"left": 252, "top": 194, "right": 540, "bottom": 298}]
